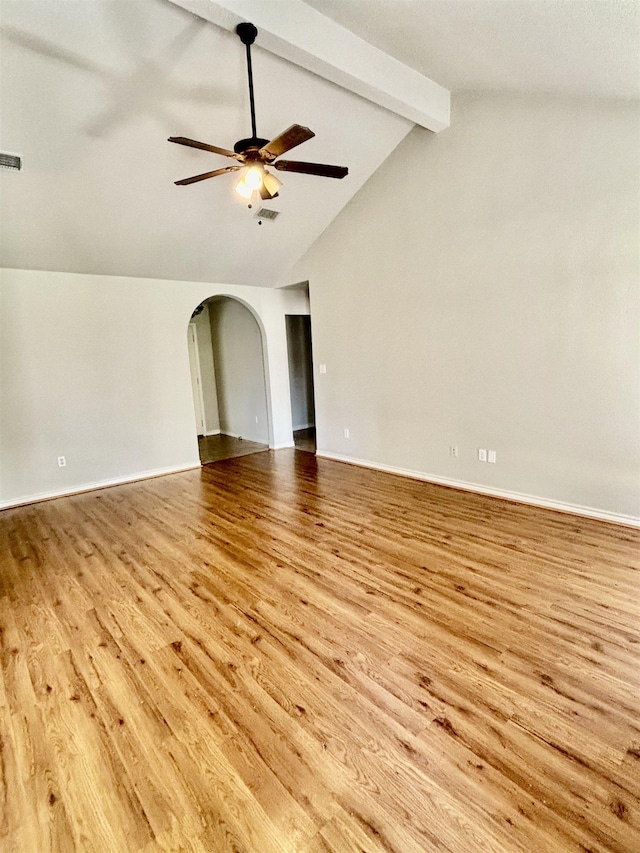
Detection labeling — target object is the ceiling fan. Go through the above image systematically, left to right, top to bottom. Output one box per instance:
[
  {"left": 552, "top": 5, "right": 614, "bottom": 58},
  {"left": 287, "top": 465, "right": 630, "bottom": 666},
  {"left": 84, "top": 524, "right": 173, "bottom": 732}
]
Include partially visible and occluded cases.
[{"left": 168, "top": 22, "right": 348, "bottom": 201}]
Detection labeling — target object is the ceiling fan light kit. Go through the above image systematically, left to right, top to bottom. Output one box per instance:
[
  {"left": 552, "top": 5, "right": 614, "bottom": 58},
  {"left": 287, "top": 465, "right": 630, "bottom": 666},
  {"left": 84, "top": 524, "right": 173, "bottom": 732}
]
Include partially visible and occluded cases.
[{"left": 168, "top": 21, "right": 348, "bottom": 210}]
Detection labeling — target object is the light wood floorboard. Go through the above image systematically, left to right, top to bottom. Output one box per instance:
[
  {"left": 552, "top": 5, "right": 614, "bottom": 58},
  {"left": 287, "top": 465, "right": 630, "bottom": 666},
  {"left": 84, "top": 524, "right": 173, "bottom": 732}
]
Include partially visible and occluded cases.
[{"left": 0, "top": 449, "right": 638, "bottom": 852}]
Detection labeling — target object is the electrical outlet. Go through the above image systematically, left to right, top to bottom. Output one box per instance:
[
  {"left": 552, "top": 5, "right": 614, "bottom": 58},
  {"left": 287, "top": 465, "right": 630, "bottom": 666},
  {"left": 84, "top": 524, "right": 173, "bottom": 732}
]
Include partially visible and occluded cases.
[
  {"left": 319, "top": 364, "right": 327, "bottom": 374},
  {"left": 343, "top": 428, "right": 350, "bottom": 439},
  {"left": 449, "top": 445, "right": 458, "bottom": 457},
  {"left": 478, "top": 448, "right": 487, "bottom": 462},
  {"left": 488, "top": 450, "right": 497, "bottom": 464},
  {"left": 57, "top": 456, "right": 66, "bottom": 468}
]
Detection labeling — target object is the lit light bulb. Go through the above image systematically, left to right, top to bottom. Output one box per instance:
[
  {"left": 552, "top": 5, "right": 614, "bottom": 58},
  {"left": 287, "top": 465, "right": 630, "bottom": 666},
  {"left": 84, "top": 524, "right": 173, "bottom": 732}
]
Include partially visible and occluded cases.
[
  {"left": 244, "top": 166, "right": 263, "bottom": 190},
  {"left": 235, "top": 177, "right": 252, "bottom": 199}
]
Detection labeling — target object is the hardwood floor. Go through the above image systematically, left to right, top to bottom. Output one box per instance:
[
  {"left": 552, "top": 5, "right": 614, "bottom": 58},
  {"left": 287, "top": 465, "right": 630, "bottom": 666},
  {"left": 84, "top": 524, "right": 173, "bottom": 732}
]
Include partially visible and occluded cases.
[
  {"left": 293, "top": 428, "right": 316, "bottom": 454},
  {"left": 197, "top": 433, "right": 268, "bottom": 464},
  {"left": 0, "top": 449, "right": 638, "bottom": 852}
]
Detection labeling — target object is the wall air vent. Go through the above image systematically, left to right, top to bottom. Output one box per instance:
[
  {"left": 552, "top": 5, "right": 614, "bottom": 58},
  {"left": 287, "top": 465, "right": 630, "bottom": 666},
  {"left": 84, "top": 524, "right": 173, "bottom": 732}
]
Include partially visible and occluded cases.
[
  {"left": 0, "top": 152, "right": 22, "bottom": 172},
  {"left": 255, "top": 207, "right": 279, "bottom": 222}
]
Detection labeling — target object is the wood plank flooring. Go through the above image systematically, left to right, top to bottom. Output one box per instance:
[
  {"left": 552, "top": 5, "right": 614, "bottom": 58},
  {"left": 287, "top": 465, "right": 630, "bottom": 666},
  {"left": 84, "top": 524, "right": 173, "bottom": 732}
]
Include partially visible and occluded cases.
[
  {"left": 293, "top": 428, "right": 316, "bottom": 454},
  {"left": 198, "top": 433, "right": 268, "bottom": 464},
  {"left": 0, "top": 449, "right": 638, "bottom": 852}
]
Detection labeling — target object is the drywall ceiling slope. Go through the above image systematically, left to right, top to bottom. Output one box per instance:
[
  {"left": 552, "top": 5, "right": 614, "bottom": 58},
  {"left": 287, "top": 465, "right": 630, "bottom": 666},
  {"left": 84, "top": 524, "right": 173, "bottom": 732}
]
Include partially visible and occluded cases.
[
  {"left": 0, "top": 0, "right": 412, "bottom": 286},
  {"left": 306, "top": 0, "right": 640, "bottom": 100}
]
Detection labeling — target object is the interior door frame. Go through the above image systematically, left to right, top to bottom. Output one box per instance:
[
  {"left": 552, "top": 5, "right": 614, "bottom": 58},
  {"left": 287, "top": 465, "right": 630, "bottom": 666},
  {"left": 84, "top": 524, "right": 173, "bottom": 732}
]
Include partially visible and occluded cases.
[
  {"left": 285, "top": 313, "right": 316, "bottom": 433},
  {"left": 188, "top": 322, "right": 207, "bottom": 436}
]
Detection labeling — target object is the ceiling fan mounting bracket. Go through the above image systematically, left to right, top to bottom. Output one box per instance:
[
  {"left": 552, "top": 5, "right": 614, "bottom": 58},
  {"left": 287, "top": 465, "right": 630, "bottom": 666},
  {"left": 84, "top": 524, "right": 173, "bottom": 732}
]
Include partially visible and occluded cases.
[{"left": 235, "top": 23, "right": 257, "bottom": 46}]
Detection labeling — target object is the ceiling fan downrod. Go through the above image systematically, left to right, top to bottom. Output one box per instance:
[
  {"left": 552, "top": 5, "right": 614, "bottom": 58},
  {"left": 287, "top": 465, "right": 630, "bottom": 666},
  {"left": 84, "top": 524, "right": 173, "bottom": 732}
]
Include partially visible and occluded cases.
[{"left": 236, "top": 22, "right": 259, "bottom": 143}]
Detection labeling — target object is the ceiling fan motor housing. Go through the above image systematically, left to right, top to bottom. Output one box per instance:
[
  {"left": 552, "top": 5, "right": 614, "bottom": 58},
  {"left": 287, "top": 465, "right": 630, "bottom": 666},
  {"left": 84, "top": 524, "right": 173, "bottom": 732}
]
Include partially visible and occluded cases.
[{"left": 233, "top": 137, "right": 270, "bottom": 156}]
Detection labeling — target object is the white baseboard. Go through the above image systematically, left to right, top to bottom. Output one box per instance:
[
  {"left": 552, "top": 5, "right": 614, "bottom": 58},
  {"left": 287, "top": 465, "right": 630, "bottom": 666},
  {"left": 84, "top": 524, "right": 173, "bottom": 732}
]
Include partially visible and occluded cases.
[
  {"left": 293, "top": 423, "right": 315, "bottom": 431},
  {"left": 203, "top": 429, "right": 221, "bottom": 436},
  {"left": 271, "top": 441, "right": 295, "bottom": 450},
  {"left": 316, "top": 451, "right": 640, "bottom": 529},
  {"left": 7, "top": 452, "right": 635, "bottom": 529},
  {"left": 0, "top": 463, "right": 202, "bottom": 511}
]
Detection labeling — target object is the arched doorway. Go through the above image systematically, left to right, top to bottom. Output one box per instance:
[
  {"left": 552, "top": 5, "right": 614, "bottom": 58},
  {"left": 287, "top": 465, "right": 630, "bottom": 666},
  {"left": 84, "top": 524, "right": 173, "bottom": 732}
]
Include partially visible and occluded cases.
[{"left": 187, "top": 296, "right": 270, "bottom": 464}]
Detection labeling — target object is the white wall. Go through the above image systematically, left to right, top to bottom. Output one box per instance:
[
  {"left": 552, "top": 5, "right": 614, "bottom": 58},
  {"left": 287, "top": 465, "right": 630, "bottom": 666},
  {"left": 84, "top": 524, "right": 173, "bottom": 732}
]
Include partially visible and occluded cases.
[
  {"left": 291, "top": 93, "right": 640, "bottom": 524},
  {"left": 0, "top": 269, "right": 296, "bottom": 507},
  {"left": 209, "top": 298, "right": 269, "bottom": 444},
  {"left": 192, "top": 304, "right": 220, "bottom": 435}
]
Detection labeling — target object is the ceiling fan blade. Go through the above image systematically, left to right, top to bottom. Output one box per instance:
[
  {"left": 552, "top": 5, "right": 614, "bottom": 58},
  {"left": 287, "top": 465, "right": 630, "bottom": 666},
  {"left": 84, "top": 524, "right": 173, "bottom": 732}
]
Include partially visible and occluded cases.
[
  {"left": 259, "top": 125, "right": 315, "bottom": 159},
  {"left": 168, "top": 136, "right": 239, "bottom": 159},
  {"left": 274, "top": 160, "right": 348, "bottom": 179},
  {"left": 175, "top": 166, "right": 241, "bottom": 185}
]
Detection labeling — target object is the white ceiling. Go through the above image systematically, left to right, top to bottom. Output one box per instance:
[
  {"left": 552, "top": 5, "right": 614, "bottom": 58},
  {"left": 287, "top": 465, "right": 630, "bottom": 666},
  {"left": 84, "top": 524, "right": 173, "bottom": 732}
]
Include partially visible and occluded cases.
[
  {"left": 0, "top": 0, "right": 411, "bottom": 286},
  {"left": 1, "top": 0, "right": 637, "bottom": 287},
  {"left": 306, "top": 0, "right": 640, "bottom": 100}
]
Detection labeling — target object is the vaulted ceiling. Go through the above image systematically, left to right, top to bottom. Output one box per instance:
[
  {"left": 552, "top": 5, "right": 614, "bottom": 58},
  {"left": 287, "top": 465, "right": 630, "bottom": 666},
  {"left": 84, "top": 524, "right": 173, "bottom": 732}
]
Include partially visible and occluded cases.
[
  {"left": 0, "top": 0, "right": 414, "bottom": 286},
  {"left": 1, "top": 0, "right": 636, "bottom": 287},
  {"left": 306, "top": 0, "right": 640, "bottom": 100}
]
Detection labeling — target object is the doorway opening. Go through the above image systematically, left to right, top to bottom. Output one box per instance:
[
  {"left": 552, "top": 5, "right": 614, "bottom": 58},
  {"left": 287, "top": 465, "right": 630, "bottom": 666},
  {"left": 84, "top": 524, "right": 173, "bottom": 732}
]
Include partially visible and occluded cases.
[
  {"left": 187, "top": 297, "right": 270, "bottom": 464},
  {"left": 285, "top": 314, "right": 316, "bottom": 453}
]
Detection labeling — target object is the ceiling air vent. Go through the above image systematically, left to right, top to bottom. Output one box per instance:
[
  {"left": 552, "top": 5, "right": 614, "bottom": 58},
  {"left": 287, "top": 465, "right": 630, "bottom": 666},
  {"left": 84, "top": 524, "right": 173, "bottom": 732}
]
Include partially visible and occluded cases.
[
  {"left": 0, "top": 152, "right": 22, "bottom": 172},
  {"left": 255, "top": 207, "right": 279, "bottom": 222}
]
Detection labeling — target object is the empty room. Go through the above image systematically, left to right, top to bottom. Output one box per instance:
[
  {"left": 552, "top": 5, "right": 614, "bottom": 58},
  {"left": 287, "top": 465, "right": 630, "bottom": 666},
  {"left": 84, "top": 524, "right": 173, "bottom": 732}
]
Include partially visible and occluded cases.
[{"left": 1, "top": 1, "right": 639, "bottom": 851}]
